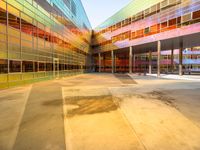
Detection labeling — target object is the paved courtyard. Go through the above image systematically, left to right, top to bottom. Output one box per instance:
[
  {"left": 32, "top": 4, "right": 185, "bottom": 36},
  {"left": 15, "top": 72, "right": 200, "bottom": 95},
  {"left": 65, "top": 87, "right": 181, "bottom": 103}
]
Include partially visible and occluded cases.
[{"left": 0, "top": 73, "right": 200, "bottom": 150}]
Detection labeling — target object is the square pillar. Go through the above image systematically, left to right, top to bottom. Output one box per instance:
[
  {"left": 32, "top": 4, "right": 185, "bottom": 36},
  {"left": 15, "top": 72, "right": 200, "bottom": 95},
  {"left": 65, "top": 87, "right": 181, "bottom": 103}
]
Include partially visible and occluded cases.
[
  {"left": 157, "top": 41, "right": 161, "bottom": 77},
  {"left": 129, "top": 46, "right": 133, "bottom": 73},
  {"left": 179, "top": 47, "right": 183, "bottom": 76},
  {"left": 171, "top": 49, "right": 174, "bottom": 73},
  {"left": 111, "top": 50, "right": 114, "bottom": 73},
  {"left": 149, "top": 50, "right": 152, "bottom": 74},
  {"left": 98, "top": 53, "right": 101, "bottom": 73},
  {"left": 133, "top": 53, "right": 136, "bottom": 73},
  {"left": 103, "top": 54, "right": 105, "bottom": 72},
  {"left": 114, "top": 54, "right": 117, "bottom": 73}
]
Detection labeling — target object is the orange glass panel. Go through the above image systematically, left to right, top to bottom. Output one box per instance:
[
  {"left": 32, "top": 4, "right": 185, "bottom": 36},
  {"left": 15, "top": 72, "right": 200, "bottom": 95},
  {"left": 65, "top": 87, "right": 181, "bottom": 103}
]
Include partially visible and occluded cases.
[{"left": 193, "top": 10, "right": 200, "bottom": 19}]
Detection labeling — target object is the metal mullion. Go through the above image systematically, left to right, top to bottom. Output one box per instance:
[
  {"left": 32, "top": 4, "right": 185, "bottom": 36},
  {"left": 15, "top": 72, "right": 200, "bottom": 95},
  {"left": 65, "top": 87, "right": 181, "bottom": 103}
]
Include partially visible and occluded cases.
[
  {"left": 20, "top": 12, "right": 23, "bottom": 80},
  {"left": 51, "top": 13, "right": 56, "bottom": 77},
  {"left": 32, "top": 19, "right": 35, "bottom": 78},
  {"left": 36, "top": 21, "right": 39, "bottom": 75},
  {"left": 44, "top": 26, "right": 47, "bottom": 77},
  {"left": 50, "top": 28, "right": 54, "bottom": 76}
]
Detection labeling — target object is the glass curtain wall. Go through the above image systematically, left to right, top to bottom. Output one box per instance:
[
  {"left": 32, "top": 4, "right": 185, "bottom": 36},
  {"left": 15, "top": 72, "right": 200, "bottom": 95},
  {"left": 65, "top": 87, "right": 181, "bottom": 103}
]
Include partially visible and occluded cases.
[{"left": 0, "top": 0, "right": 91, "bottom": 89}]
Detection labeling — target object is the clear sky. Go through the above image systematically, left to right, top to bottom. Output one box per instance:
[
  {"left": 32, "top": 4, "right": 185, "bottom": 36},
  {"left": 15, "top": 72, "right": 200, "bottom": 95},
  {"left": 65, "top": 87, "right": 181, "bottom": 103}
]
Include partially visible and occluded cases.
[{"left": 81, "top": 0, "right": 132, "bottom": 28}]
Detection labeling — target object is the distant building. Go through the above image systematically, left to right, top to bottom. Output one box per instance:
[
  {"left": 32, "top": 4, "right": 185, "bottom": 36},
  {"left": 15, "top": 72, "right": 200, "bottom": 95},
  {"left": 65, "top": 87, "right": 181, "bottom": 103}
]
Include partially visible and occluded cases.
[{"left": 92, "top": 0, "right": 200, "bottom": 75}]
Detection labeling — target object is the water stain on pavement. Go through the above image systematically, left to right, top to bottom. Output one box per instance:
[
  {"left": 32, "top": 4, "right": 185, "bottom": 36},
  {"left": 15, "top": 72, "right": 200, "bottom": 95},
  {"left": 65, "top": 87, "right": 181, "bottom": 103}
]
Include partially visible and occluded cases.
[
  {"left": 128, "top": 90, "right": 178, "bottom": 109},
  {"left": 147, "top": 91, "right": 177, "bottom": 108},
  {"left": 65, "top": 95, "right": 121, "bottom": 117}
]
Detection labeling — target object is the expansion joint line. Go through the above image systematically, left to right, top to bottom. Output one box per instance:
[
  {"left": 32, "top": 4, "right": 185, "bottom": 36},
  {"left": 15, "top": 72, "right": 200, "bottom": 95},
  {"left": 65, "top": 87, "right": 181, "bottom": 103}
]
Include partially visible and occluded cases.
[{"left": 111, "top": 93, "right": 148, "bottom": 150}]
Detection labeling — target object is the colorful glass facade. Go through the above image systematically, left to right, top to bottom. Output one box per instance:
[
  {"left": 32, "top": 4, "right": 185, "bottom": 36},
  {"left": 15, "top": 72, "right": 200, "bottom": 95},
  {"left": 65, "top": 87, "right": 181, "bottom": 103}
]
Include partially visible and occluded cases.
[
  {"left": 0, "top": 0, "right": 92, "bottom": 89},
  {"left": 92, "top": 0, "right": 200, "bottom": 74}
]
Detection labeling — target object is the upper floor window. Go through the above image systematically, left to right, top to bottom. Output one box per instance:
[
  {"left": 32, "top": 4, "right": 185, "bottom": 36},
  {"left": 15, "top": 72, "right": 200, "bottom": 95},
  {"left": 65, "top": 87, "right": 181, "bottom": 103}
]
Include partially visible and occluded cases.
[
  {"left": 63, "top": 0, "right": 71, "bottom": 9},
  {"left": 71, "top": 1, "right": 76, "bottom": 16},
  {"left": 0, "top": 7, "right": 7, "bottom": 25},
  {"left": 193, "top": 10, "right": 200, "bottom": 20},
  {"left": 8, "top": 13, "right": 20, "bottom": 30}
]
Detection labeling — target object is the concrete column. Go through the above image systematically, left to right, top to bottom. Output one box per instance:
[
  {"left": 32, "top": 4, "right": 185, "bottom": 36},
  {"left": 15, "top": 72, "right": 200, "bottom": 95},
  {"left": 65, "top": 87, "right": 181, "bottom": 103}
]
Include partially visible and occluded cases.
[
  {"left": 157, "top": 41, "right": 161, "bottom": 77},
  {"left": 129, "top": 47, "right": 133, "bottom": 73},
  {"left": 179, "top": 47, "right": 183, "bottom": 76},
  {"left": 171, "top": 49, "right": 174, "bottom": 73},
  {"left": 111, "top": 50, "right": 114, "bottom": 73},
  {"left": 149, "top": 50, "right": 152, "bottom": 74},
  {"left": 98, "top": 53, "right": 101, "bottom": 73},
  {"left": 133, "top": 53, "right": 135, "bottom": 73},
  {"left": 103, "top": 54, "right": 105, "bottom": 72},
  {"left": 114, "top": 54, "right": 117, "bottom": 73}
]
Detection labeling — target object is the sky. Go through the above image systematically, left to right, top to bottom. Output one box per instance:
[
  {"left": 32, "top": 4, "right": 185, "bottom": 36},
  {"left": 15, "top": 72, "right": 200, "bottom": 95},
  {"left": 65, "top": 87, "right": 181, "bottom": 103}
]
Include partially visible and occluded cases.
[{"left": 81, "top": 0, "right": 132, "bottom": 28}]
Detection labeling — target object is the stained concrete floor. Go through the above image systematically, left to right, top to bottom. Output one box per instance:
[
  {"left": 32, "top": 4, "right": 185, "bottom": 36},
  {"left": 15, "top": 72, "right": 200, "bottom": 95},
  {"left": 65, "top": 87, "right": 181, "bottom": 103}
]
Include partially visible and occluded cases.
[{"left": 0, "top": 73, "right": 200, "bottom": 150}]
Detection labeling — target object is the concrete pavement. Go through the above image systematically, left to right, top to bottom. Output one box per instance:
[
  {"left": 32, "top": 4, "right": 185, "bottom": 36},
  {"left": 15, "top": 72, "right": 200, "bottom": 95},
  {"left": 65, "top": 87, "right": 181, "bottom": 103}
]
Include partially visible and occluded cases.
[
  {"left": 0, "top": 73, "right": 200, "bottom": 150},
  {"left": 146, "top": 73, "right": 200, "bottom": 81}
]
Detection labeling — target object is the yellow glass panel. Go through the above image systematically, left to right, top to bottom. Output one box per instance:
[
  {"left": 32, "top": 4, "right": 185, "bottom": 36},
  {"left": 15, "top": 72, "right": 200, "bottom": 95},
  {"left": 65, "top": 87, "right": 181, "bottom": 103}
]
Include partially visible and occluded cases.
[
  {"left": 0, "top": 0, "right": 6, "bottom": 10},
  {"left": 7, "top": 0, "right": 23, "bottom": 11},
  {"left": 8, "top": 4, "right": 20, "bottom": 17},
  {"left": 23, "top": 7, "right": 34, "bottom": 19},
  {"left": 21, "top": 13, "right": 33, "bottom": 24},
  {"left": 0, "top": 24, "right": 6, "bottom": 34},
  {"left": 8, "top": 27, "right": 20, "bottom": 37},
  {"left": 0, "top": 33, "right": 6, "bottom": 42},
  {"left": 21, "top": 33, "right": 32, "bottom": 41},
  {"left": 8, "top": 36, "right": 20, "bottom": 44},
  {"left": 22, "top": 40, "right": 32, "bottom": 48},
  {"left": 0, "top": 42, "right": 7, "bottom": 51},
  {"left": 0, "top": 43, "right": 7, "bottom": 58},
  {"left": 0, "top": 52, "right": 7, "bottom": 59},
  {"left": 9, "top": 52, "right": 21, "bottom": 59},
  {"left": 37, "top": 72, "right": 45, "bottom": 78},
  {"left": 23, "top": 73, "right": 34, "bottom": 80},
  {"left": 0, "top": 74, "right": 8, "bottom": 82},
  {"left": 8, "top": 74, "right": 21, "bottom": 81},
  {"left": 9, "top": 80, "right": 24, "bottom": 87},
  {"left": 0, "top": 83, "right": 8, "bottom": 89}
]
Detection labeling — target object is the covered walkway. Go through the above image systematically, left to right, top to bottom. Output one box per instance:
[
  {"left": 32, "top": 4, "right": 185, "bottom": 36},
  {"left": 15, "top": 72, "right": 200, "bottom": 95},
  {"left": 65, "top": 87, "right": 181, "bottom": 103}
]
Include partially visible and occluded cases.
[{"left": 95, "top": 31, "right": 200, "bottom": 77}]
